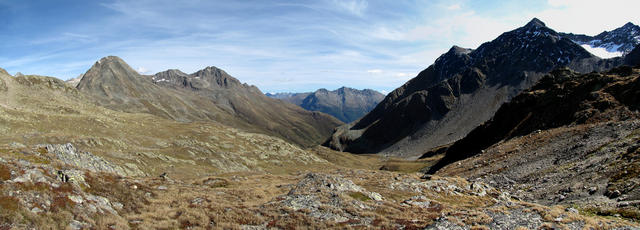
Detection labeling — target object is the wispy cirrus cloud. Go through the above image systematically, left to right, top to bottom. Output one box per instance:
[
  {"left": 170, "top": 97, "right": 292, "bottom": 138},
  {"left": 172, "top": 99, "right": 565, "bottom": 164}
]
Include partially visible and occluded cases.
[{"left": 333, "top": 0, "right": 368, "bottom": 16}]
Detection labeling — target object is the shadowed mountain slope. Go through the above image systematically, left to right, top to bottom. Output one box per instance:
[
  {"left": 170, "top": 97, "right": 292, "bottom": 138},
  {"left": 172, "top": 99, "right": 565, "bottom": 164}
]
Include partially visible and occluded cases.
[
  {"left": 325, "top": 18, "right": 622, "bottom": 158},
  {"left": 625, "top": 44, "right": 640, "bottom": 66},
  {"left": 77, "top": 56, "right": 342, "bottom": 147},
  {"left": 428, "top": 66, "right": 640, "bottom": 173},
  {"left": 432, "top": 67, "right": 640, "bottom": 219}
]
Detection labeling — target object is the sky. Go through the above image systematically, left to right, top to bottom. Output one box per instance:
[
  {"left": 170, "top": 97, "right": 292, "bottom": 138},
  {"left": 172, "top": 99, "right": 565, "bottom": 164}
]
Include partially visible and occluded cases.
[{"left": 0, "top": 0, "right": 639, "bottom": 94}]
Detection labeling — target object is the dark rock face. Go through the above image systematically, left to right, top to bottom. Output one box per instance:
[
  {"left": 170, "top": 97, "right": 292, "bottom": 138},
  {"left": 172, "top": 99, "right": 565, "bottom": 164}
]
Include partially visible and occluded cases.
[
  {"left": 325, "top": 18, "right": 620, "bottom": 158},
  {"left": 561, "top": 22, "right": 640, "bottom": 54},
  {"left": 625, "top": 44, "right": 640, "bottom": 66},
  {"left": 77, "top": 56, "right": 342, "bottom": 147},
  {"left": 429, "top": 67, "right": 640, "bottom": 173},
  {"left": 267, "top": 87, "right": 384, "bottom": 123}
]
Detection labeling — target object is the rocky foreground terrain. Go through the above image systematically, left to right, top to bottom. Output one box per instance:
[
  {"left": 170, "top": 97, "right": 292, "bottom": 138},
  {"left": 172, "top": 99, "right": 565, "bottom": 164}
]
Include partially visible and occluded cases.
[
  {"left": 427, "top": 66, "right": 640, "bottom": 225},
  {"left": 0, "top": 144, "right": 638, "bottom": 229}
]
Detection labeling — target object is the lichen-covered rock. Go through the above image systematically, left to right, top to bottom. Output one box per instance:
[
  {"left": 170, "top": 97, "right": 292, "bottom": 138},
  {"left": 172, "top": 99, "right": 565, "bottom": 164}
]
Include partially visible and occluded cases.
[{"left": 44, "top": 143, "right": 144, "bottom": 176}]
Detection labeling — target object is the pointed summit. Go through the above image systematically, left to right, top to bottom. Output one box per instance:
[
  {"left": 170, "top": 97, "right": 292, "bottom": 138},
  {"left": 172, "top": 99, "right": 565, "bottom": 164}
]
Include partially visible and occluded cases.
[
  {"left": 525, "top": 18, "right": 546, "bottom": 28},
  {"left": 623, "top": 22, "right": 637, "bottom": 28},
  {"left": 447, "top": 45, "right": 472, "bottom": 55},
  {"left": 77, "top": 56, "right": 155, "bottom": 99},
  {"left": 0, "top": 68, "right": 10, "bottom": 76}
]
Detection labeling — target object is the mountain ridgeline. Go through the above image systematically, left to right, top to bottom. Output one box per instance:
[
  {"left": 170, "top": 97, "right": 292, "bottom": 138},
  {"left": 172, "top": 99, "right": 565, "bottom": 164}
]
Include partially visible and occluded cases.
[
  {"left": 324, "top": 18, "right": 623, "bottom": 158},
  {"left": 560, "top": 22, "right": 640, "bottom": 54},
  {"left": 76, "top": 56, "right": 343, "bottom": 147},
  {"left": 267, "top": 87, "right": 385, "bottom": 123}
]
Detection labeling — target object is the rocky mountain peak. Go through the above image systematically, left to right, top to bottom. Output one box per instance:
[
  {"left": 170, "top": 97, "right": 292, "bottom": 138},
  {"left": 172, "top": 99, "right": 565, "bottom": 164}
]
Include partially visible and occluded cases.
[
  {"left": 512, "top": 18, "right": 559, "bottom": 40},
  {"left": 524, "top": 18, "right": 546, "bottom": 29},
  {"left": 623, "top": 22, "right": 637, "bottom": 28},
  {"left": 448, "top": 45, "right": 472, "bottom": 55},
  {"left": 86, "top": 56, "right": 139, "bottom": 78},
  {"left": 96, "top": 56, "right": 126, "bottom": 66},
  {"left": 196, "top": 66, "right": 225, "bottom": 76},
  {"left": 0, "top": 67, "right": 10, "bottom": 76}
]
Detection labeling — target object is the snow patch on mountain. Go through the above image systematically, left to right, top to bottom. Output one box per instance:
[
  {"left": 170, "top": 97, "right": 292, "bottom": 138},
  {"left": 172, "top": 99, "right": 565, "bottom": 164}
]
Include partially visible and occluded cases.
[{"left": 580, "top": 44, "right": 623, "bottom": 58}]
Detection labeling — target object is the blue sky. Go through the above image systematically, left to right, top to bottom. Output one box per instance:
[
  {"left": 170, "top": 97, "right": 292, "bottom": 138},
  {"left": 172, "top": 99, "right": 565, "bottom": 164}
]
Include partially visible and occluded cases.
[{"left": 1, "top": 0, "right": 639, "bottom": 94}]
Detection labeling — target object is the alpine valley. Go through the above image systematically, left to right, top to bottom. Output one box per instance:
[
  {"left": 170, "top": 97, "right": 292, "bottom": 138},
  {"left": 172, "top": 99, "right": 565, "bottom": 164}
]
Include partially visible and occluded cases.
[{"left": 1, "top": 17, "right": 640, "bottom": 230}]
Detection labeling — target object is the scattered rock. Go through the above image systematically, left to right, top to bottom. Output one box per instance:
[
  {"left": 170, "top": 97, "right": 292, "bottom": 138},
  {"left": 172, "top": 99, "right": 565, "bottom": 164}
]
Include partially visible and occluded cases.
[
  {"left": 9, "top": 142, "right": 26, "bottom": 148},
  {"left": 43, "top": 143, "right": 144, "bottom": 176},
  {"left": 421, "top": 174, "right": 433, "bottom": 180},
  {"left": 156, "top": 185, "right": 168, "bottom": 191},
  {"left": 605, "top": 189, "right": 622, "bottom": 199},
  {"left": 68, "top": 195, "right": 84, "bottom": 204},
  {"left": 402, "top": 196, "right": 434, "bottom": 209},
  {"left": 191, "top": 197, "right": 206, "bottom": 206},
  {"left": 112, "top": 202, "right": 124, "bottom": 210},
  {"left": 30, "top": 207, "right": 43, "bottom": 213},
  {"left": 565, "top": 207, "right": 579, "bottom": 214},
  {"left": 68, "top": 220, "right": 89, "bottom": 230}
]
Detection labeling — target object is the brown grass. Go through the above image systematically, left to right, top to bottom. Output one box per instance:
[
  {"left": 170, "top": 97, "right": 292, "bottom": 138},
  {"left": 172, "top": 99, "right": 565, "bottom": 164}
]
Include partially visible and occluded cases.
[
  {"left": 0, "top": 164, "right": 11, "bottom": 181},
  {"left": 0, "top": 196, "right": 20, "bottom": 212},
  {"left": 50, "top": 196, "right": 74, "bottom": 212}
]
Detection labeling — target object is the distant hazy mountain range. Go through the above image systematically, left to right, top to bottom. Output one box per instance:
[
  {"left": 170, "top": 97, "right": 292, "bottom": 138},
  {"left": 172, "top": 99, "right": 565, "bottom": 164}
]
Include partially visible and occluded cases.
[{"left": 267, "top": 87, "right": 385, "bottom": 123}]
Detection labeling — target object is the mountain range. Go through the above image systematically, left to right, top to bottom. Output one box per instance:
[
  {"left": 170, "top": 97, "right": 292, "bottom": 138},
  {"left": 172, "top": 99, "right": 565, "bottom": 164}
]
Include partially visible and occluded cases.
[
  {"left": 2, "top": 17, "right": 640, "bottom": 229},
  {"left": 324, "top": 18, "right": 624, "bottom": 158},
  {"left": 560, "top": 22, "right": 640, "bottom": 55},
  {"left": 76, "top": 56, "right": 342, "bottom": 147},
  {"left": 267, "top": 87, "right": 385, "bottom": 123}
]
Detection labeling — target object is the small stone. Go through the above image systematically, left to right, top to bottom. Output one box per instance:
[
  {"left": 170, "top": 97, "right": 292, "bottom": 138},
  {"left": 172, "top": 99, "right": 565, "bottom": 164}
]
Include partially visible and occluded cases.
[
  {"left": 9, "top": 142, "right": 26, "bottom": 148},
  {"left": 420, "top": 174, "right": 433, "bottom": 180},
  {"left": 130, "top": 184, "right": 138, "bottom": 190},
  {"left": 156, "top": 185, "right": 167, "bottom": 190},
  {"left": 588, "top": 187, "right": 597, "bottom": 195},
  {"left": 606, "top": 190, "right": 621, "bottom": 199},
  {"left": 369, "top": 192, "right": 383, "bottom": 201},
  {"left": 557, "top": 194, "right": 565, "bottom": 201},
  {"left": 68, "top": 195, "right": 84, "bottom": 204},
  {"left": 191, "top": 197, "right": 205, "bottom": 205},
  {"left": 112, "top": 202, "right": 123, "bottom": 210},
  {"left": 30, "top": 207, "right": 43, "bottom": 213},
  {"left": 565, "top": 207, "right": 578, "bottom": 214},
  {"left": 129, "top": 219, "right": 143, "bottom": 225},
  {"left": 68, "top": 220, "right": 87, "bottom": 230}
]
